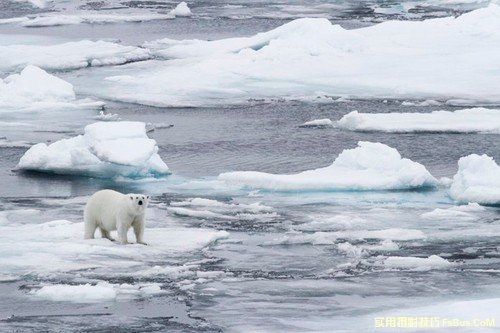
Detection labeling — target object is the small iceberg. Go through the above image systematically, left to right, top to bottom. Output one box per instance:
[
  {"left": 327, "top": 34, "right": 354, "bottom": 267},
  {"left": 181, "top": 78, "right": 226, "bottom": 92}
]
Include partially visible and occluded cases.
[
  {"left": 169, "top": 2, "right": 192, "bottom": 17},
  {"left": 0, "top": 65, "right": 102, "bottom": 111},
  {"left": 337, "top": 108, "right": 500, "bottom": 133},
  {"left": 299, "top": 118, "right": 333, "bottom": 128},
  {"left": 17, "top": 121, "right": 170, "bottom": 179},
  {"left": 218, "top": 141, "right": 437, "bottom": 191},
  {"left": 449, "top": 154, "right": 500, "bottom": 205}
]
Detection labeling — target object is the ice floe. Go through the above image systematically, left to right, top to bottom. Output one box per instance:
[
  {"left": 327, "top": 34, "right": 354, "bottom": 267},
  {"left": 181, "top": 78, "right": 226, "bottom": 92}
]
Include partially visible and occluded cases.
[
  {"left": 11, "top": 0, "right": 50, "bottom": 8},
  {"left": 170, "top": 2, "right": 192, "bottom": 17},
  {"left": 88, "top": 5, "right": 500, "bottom": 106},
  {"left": 0, "top": 13, "right": 174, "bottom": 27},
  {"left": 0, "top": 38, "right": 150, "bottom": 72},
  {"left": 0, "top": 65, "right": 102, "bottom": 111},
  {"left": 401, "top": 99, "right": 442, "bottom": 106},
  {"left": 337, "top": 108, "right": 500, "bottom": 133},
  {"left": 94, "top": 111, "right": 120, "bottom": 121},
  {"left": 299, "top": 118, "right": 334, "bottom": 128},
  {"left": 17, "top": 121, "right": 170, "bottom": 179},
  {"left": 0, "top": 137, "right": 32, "bottom": 148},
  {"left": 219, "top": 141, "right": 437, "bottom": 191},
  {"left": 449, "top": 154, "right": 500, "bottom": 205},
  {"left": 168, "top": 198, "right": 277, "bottom": 222},
  {"left": 421, "top": 203, "right": 485, "bottom": 220},
  {"left": 0, "top": 218, "right": 228, "bottom": 280},
  {"left": 265, "top": 228, "right": 425, "bottom": 245},
  {"left": 383, "top": 255, "right": 453, "bottom": 271},
  {"left": 31, "top": 282, "right": 164, "bottom": 303}
]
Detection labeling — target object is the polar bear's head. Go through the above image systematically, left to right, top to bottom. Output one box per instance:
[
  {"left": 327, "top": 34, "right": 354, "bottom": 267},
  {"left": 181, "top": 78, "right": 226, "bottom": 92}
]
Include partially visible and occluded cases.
[{"left": 127, "top": 193, "right": 150, "bottom": 214}]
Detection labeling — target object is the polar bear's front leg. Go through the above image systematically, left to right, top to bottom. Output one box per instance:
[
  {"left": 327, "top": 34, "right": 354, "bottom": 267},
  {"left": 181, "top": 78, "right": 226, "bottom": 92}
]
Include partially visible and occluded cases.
[
  {"left": 133, "top": 219, "right": 147, "bottom": 245},
  {"left": 117, "top": 220, "right": 130, "bottom": 245}
]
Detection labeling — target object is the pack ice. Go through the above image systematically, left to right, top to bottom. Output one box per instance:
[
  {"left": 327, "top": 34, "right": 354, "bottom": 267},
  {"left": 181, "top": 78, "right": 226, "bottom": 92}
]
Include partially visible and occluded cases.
[
  {"left": 89, "top": 4, "right": 500, "bottom": 106},
  {"left": 0, "top": 13, "right": 174, "bottom": 27},
  {"left": 338, "top": 108, "right": 500, "bottom": 133},
  {"left": 17, "top": 121, "right": 170, "bottom": 179},
  {"left": 219, "top": 142, "right": 437, "bottom": 191},
  {"left": 450, "top": 154, "right": 500, "bottom": 205}
]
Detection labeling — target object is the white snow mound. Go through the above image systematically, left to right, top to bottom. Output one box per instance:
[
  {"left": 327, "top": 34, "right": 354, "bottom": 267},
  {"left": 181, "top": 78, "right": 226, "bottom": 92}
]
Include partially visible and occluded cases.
[
  {"left": 170, "top": 2, "right": 192, "bottom": 17},
  {"left": 0, "top": 65, "right": 72, "bottom": 107},
  {"left": 338, "top": 108, "right": 500, "bottom": 133},
  {"left": 18, "top": 121, "right": 170, "bottom": 179},
  {"left": 218, "top": 141, "right": 437, "bottom": 191},
  {"left": 449, "top": 154, "right": 500, "bottom": 205}
]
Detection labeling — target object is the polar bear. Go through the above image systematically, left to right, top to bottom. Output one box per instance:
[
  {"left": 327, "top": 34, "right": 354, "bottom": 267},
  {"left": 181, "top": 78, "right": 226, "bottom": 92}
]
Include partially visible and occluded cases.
[{"left": 84, "top": 189, "right": 150, "bottom": 245}]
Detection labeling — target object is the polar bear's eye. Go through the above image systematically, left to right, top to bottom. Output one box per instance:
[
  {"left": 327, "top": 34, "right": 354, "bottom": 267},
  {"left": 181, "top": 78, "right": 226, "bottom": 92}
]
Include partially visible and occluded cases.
[
  {"left": 130, "top": 196, "right": 133, "bottom": 200},
  {"left": 136, "top": 197, "right": 138, "bottom": 199}
]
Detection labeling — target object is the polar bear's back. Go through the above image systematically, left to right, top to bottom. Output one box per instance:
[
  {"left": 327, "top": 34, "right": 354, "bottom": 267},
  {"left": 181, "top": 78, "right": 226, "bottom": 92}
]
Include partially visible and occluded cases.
[{"left": 84, "top": 189, "right": 126, "bottom": 224}]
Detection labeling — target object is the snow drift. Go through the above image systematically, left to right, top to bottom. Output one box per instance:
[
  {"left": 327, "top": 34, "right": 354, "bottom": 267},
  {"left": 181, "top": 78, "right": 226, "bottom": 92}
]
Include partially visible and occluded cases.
[
  {"left": 84, "top": 4, "right": 500, "bottom": 106},
  {"left": 337, "top": 108, "right": 500, "bottom": 133},
  {"left": 17, "top": 121, "right": 170, "bottom": 179},
  {"left": 218, "top": 142, "right": 437, "bottom": 191},
  {"left": 449, "top": 154, "right": 500, "bottom": 205}
]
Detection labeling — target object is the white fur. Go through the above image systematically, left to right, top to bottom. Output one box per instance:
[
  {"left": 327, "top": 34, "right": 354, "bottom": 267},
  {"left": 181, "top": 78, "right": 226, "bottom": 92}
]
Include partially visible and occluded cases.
[{"left": 84, "top": 189, "right": 150, "bottom": 245}]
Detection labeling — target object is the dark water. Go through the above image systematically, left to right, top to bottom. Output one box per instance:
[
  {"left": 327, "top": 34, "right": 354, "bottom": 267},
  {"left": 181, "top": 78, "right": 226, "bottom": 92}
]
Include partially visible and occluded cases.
[
  {"left": 1, "top": 1, "right": 500, "bottom": 332},
  {"left": 2, "top": 99, "right": 499, "bottom": 197}
]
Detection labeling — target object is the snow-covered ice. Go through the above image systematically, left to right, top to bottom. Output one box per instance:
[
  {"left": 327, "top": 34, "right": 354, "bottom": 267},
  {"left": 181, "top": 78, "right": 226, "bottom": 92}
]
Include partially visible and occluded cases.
[
  {"left": 11, "top": 0, "right": 50, "bottom": 8},
  {"left": 170, "top": 2, "right": 192, "bottom": 17},
  {"left": 84, "top": 5, "right": 500, "bottom": 106},
  {"left": 0, "top": 13, "right": 174, "bottom": 27},
  {"left": 0, "top": 38, "right": 150, "bottom": 72},
  {"left": 0, "top": 65, "right": 102, "bottom": 111},
  {"left": 401, "top": 99, "right": 442, "bottom": 106},
  {"left": 337, "top": 108, "right": 500, "bottom": 133},
  {"left": 299, "top": 118, "right": 333, "bottom": 128},
  {"left": 17, "top": 121, "right": 170, "bottom": 179},
  {"left": 219, "top": 142, "right": 437, "bottom": 191},
  {"left": 449, "top": 154, "right": 500, "bottom": 205},
  {"left": 168, "top": 198, "right": 277, "bottom": 222},
  {"left": 421, "top": 203, "right": 485, "bottom": 220},
  {"left": 0, "top": 217, "right": 228, "bottom": 280},
  {"left": 265, "top": 228, "right": 426, "bottom": 246},
  {"left": 384, "top": 255, "right": 453, "bottom": 271},
  {"left": 31, "top": 282, "right": 165, "bottom": 303}
]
